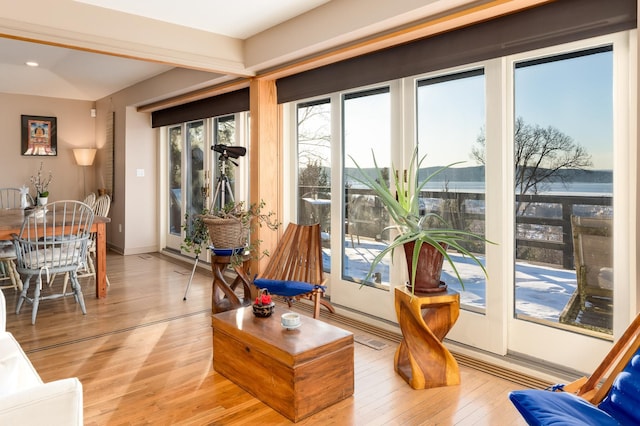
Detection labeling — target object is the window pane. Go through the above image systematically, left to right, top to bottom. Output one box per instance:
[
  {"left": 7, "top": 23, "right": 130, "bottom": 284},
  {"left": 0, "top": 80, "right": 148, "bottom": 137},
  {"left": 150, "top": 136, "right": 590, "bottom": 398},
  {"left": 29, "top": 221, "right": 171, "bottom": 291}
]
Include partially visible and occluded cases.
[
  {"left": 514, "top": 47, "right": 614, "bottom": 334},
  {"left": 417, "top": 69, "right": 487, "bottom": 311},
  {"left": 343, "top": 88, "right": 391, "bottom": 286},
  {"left": 297, "top": 100, "right": 331, "bottom": 271},
  {"left": 211, "top": 115, "right": 237, "bottom": 209},
  {"left": 186, "top": 121, "right": 205, "bottom": 217},
  {"left": 168, "top": 126, "right": 182, "bottom": 236}
]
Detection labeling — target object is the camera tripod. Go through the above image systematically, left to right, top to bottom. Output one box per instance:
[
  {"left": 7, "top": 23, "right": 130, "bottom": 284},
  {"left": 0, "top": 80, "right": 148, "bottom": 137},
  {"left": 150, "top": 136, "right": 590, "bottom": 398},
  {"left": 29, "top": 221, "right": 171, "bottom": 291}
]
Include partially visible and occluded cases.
[
  {"left": 183, "top": 147, "right": 240, "bottom": 300},
  {"left": 210, "top": 152, "right": 235, "bottom": 211}
]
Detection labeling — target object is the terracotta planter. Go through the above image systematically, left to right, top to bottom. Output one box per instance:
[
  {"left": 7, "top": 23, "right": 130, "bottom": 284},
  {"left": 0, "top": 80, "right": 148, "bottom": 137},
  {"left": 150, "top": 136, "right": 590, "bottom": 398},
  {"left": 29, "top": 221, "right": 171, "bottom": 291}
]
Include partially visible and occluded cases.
[{"left": 403, "top": 241, "right": 447, "bottom": 293}]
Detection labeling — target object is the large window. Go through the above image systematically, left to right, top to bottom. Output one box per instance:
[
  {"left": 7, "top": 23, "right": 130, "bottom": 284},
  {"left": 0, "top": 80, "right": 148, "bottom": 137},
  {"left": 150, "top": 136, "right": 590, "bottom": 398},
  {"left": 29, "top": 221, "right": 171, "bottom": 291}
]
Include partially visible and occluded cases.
[
  {"left": 288, "top": 32, "right": 632, "bottom": 371},
  {"left": 513, "top": 46, "right": 614, "bottom": 333},
  {"left": 416, "top": 69, "right": 487, "bottom": 311},
  {"left": 342, "top": 87, "right": 391, "bottom": 286},
  {"left": 296, "top": 100, "right": 331, "bottom": 271},
  {"left": 164, "top": 113, "right": 247, "bottom": 255},
  {"left": 168, "top": 126, "right": 182, "bottom": 237}
]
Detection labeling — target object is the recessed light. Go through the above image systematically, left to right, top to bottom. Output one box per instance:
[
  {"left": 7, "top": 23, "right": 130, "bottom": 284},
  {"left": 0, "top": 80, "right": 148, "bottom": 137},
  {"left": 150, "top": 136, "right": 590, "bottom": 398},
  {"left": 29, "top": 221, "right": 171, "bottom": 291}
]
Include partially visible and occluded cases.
[{"left": 25, "top": 61, "right": 39, "bottom": 67}]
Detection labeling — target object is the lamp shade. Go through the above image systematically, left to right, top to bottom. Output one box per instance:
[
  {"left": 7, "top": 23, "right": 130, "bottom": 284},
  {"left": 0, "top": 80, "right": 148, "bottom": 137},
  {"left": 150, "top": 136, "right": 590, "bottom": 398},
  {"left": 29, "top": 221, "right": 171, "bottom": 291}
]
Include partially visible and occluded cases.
[{"left": 73, "top": 148, "right": 97, "bottom": 166}]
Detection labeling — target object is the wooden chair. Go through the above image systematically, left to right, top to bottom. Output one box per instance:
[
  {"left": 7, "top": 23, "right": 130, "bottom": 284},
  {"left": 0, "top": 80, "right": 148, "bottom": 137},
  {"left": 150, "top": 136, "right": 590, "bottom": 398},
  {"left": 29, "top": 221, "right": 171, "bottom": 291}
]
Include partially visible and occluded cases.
[
  {"left": 0, "top": 188, "right": 30, "bottom": 292},
  {"left": 82, "top": 192, "right": 97, "bottom": 209},
  {"left": 59, "top": 194, "right": 111, "bottom": 293},
  {"left": 13, "top": 200, "right": 94, "bottom": 324},
  {"left": 571, "top": 215, "right": 613, "bottom": 310},
  {"left": 254, "top": 223, "right": 335, "bottom": 318},
  {"left": 509, "top": 313, "right": 640, "bottom": 424}
]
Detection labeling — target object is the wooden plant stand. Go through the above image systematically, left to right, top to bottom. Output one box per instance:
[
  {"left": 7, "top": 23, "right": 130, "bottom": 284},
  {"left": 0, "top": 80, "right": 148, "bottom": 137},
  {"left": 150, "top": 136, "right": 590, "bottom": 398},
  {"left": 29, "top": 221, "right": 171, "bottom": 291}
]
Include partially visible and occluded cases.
[
  {"left": 210, "top": 253, "right": 254, "bottom": 315},
  {"left": 394, "top": 286, "right": 460, "bottom": 389}
]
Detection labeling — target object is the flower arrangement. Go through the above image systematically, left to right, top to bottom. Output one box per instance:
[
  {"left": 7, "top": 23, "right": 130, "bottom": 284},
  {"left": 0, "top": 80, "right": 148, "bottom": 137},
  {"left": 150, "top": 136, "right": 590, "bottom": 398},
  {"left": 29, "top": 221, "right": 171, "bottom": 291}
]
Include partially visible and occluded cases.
[
  {"left": 30, "top": 161, "right": 53, "bottom": 197},
  {"left": 252, "top": 288, "right": 274, "bottom": 317},
  {"left": 254, "top": 289, "right": 272, "bottom": 306}
]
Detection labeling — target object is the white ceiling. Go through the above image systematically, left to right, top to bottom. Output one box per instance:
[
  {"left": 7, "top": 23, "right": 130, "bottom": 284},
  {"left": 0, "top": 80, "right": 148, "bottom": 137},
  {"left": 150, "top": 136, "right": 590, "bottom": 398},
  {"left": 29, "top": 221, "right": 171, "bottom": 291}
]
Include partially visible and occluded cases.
[
  {"left": 0, "top": 0, "right": 332, "bottom": 100},
  {"left": 0, "top": 0, "right": 491, "bottom": 102},
  {"left": 75, "top": 0, "right": 331, "bottom": 39},
  {"left": 0, "top": 38, "right": 174, "bottom": 100}
]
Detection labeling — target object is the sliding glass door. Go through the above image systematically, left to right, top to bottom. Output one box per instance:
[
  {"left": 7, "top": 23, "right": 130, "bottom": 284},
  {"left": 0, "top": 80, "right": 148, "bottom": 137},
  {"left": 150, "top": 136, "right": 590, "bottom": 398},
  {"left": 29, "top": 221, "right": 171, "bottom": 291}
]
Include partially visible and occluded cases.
[{"left": 289, "top": 31, "right": 634, "bottom": 371}]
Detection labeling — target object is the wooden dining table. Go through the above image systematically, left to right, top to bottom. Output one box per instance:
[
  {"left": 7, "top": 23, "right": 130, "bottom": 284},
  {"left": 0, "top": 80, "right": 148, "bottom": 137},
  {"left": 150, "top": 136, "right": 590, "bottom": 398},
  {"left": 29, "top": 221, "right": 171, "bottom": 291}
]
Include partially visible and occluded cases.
[{"left": 0, "top": 208, "right": 111, "bottom": 298}]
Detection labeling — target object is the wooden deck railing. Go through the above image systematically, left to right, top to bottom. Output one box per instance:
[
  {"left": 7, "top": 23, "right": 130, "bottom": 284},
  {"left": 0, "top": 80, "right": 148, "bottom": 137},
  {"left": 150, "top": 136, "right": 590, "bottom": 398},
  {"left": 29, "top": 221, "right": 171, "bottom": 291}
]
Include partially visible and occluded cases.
[{"left": 299, "top": 185, "right": 613, "bottom": 270}]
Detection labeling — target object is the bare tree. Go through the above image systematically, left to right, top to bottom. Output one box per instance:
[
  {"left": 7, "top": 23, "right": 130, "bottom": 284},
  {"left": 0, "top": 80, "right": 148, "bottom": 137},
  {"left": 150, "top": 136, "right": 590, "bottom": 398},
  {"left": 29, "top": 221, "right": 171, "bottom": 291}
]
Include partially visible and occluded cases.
[
  {"left": 297, "top": 103, "right": 331, "bottom": 168},
  {"left": 472, "top": 117, "right": 593, "bottom": 213}
]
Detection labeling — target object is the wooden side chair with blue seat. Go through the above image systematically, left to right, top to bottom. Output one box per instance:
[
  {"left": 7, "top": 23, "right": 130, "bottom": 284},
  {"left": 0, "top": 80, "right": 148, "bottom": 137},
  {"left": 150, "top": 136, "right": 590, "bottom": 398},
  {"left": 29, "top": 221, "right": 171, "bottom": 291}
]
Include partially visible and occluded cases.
[
  {"left": 13, "top": 200, "right": 94, "bottom": 324},
  {"left": 253, "top": 223, "right": 335, "bottom": 319},
  {"left": 509, "top": 312, "right": 640, "bottom": 425}
]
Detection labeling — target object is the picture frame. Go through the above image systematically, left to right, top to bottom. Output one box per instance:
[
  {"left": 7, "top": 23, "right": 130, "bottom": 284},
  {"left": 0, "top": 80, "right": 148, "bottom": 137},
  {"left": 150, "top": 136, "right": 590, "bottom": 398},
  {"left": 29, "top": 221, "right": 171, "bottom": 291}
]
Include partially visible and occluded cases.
[{"left": 21, "top": 115, "right": 57, "bottom": 156}]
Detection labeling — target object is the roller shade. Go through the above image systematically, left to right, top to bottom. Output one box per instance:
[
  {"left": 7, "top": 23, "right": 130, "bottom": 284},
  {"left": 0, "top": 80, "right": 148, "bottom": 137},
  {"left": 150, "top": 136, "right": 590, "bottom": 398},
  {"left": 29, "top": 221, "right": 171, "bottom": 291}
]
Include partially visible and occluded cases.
[
  {"left": 277, "top": 0, "right": 636, "bottom": 103},
  {"left": 152, "top": 88, "right": 250, "bottom": 128}
]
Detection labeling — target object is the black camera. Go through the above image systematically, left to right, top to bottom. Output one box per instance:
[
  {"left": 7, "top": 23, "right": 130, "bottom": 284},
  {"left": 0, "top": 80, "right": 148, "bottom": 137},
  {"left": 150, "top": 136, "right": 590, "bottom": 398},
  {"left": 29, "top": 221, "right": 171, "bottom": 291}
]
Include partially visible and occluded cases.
[{"left": 212, "top": 144, "right": 246, "bottom": 159}]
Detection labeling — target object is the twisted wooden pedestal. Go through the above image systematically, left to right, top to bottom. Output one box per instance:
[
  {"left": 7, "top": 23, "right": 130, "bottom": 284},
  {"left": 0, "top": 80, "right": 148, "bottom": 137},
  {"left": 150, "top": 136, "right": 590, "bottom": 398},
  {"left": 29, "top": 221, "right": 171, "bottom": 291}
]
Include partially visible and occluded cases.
[{"left": 394, "top": 286, "right": 460, "bottom": 389}]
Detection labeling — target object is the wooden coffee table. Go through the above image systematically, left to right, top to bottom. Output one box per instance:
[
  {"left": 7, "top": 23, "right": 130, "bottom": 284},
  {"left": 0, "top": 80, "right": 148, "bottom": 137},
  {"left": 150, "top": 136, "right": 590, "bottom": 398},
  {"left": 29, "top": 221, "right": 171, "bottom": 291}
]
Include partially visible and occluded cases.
[{"left": 212, "top": 306, "right": 354, "bottom": 422}]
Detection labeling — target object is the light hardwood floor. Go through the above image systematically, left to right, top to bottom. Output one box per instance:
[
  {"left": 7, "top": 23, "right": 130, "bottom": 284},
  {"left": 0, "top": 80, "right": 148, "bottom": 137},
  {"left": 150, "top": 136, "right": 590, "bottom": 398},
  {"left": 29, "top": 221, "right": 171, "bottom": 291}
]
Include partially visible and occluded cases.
[{"left": 4, "top": 252, "right": 530, "bottom": 425}]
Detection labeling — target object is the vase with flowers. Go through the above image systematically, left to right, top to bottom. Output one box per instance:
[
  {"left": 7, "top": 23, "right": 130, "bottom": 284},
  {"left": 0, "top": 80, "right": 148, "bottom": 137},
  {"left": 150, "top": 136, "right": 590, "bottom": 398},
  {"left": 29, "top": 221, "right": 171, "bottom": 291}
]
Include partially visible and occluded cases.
[{"left": 30, "top": 162, "right": 53, "bottom": 206}]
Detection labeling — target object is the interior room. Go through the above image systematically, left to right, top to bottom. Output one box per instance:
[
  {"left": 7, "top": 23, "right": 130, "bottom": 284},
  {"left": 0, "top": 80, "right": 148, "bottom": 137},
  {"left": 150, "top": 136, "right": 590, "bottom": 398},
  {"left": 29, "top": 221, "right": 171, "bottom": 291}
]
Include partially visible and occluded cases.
[{"left": 0, "top": 0, "right": 638, "bottom": 424}]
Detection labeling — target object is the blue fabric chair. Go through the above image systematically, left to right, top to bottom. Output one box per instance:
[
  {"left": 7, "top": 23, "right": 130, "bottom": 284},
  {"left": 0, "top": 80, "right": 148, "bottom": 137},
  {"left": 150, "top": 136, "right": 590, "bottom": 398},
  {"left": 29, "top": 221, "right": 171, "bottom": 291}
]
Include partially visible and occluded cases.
[
  {"left": 254, "top": 223, "right": 334, "bottom": 318},
  {"left": 509, "top": 314, "right": 640, "bottom": 425}
]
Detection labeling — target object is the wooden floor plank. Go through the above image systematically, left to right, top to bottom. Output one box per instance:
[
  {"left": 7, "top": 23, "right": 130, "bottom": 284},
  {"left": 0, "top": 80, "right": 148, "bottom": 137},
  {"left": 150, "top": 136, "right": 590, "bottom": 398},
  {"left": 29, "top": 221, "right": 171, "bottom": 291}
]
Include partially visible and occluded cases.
[{"left": 3, "top": 252, "right": 528, "bottom": 425}]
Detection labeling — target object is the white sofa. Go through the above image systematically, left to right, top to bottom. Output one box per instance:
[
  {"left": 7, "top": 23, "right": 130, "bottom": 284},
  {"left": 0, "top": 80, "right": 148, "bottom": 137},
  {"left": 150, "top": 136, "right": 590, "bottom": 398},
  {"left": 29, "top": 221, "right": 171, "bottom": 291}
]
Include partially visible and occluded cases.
[{"left": 0, "top": 290, "right": 83, "bottom": 425}]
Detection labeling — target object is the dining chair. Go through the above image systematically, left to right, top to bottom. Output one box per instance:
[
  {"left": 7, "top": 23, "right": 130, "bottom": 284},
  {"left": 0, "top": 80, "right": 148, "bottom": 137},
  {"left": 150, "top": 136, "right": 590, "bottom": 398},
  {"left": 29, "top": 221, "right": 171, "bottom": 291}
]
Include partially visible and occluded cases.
[
  {"left": 0, "top": 188, "right": 30, "bottom": 292},
  {"left": 82, "top": 192, "right": 97, "bottom": 210},
  {"left": 66, "top": 194, "right": 112, "bottom": 291},
  {"left": 13, "top": 200, "right": 94, "bottom": 324}
]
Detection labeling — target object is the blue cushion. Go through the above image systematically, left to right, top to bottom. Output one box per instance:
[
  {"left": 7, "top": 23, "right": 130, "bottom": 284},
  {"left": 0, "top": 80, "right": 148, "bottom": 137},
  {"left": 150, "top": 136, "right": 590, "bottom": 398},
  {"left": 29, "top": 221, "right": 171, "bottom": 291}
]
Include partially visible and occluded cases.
[
  {"left": 254, "top": 278, "right": 325, "bottom": 297},
  {"left": 599, "top": 352, "right": 640, "bottom": 425},
  {"left": 508, "top": 390, "right": 620, "bottom": 426}
]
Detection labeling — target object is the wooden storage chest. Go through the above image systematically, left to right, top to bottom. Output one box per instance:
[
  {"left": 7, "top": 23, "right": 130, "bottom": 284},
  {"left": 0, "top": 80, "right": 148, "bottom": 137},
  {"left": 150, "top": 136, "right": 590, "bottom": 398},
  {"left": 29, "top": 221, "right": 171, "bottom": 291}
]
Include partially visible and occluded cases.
[{"left": 212, "top": 307, "right": 354, "bottom": 422}]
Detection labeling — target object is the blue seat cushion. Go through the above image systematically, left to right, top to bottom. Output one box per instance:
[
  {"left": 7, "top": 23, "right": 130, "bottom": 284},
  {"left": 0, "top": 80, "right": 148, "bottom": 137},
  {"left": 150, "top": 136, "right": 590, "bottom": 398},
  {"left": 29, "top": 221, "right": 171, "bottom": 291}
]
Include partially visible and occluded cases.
[
  {"left": 254, "top": 278, "right": 325, "bottom": 297},
  {"left": 598, "top": 352, "right": 640, "bottom": 425},
  {"left": 508, "top": 390, "right": 619, "bottom": 426}
]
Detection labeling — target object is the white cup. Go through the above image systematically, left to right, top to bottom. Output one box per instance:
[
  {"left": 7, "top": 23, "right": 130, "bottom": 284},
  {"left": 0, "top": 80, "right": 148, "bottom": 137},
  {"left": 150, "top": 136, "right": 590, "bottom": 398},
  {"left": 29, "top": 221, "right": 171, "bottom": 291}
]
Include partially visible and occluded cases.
[{"left": 281, "top": 313, "right": 301, "bottom": 329}]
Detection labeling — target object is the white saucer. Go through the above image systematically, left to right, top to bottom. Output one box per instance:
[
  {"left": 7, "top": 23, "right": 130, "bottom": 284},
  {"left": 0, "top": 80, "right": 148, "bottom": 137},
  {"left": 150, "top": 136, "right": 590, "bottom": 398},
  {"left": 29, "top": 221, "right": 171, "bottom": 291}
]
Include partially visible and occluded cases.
[{"left": 282, "top": 322, "right": 301, "bottom": 330}]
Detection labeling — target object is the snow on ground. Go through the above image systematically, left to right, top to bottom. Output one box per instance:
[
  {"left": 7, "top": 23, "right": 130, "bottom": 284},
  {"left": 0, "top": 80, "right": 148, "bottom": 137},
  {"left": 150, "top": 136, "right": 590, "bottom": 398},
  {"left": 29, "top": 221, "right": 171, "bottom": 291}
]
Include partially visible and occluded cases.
[{"left": 333, "top": 237, "right": 577, "bottom": 323}]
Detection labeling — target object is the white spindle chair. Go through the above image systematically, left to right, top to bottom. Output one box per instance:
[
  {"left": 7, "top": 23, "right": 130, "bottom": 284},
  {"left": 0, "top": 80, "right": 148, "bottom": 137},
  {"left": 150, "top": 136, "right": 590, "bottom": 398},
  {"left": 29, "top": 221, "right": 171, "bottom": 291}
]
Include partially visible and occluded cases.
[{"left": 14, "top": 200, "right": 94, "bottom": 324}]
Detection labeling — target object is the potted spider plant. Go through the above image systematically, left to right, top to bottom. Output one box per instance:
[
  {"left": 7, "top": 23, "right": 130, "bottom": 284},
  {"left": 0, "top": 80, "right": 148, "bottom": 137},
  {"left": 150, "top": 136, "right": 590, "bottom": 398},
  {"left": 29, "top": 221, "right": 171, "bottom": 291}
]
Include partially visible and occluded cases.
[{"left": 349, "top": 149, "right": 490, "bottom": 294}]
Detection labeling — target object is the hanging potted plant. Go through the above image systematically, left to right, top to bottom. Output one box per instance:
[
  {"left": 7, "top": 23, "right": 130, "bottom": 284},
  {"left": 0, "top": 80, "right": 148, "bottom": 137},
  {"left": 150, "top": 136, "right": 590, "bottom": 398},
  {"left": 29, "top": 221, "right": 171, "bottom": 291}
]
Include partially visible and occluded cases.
[
  {"left": 349, "top": 149, "right": 491, "bottom": 293},
  {"left": 199, "top": 200, "right": 280, "bottom": 264},
  {"left": 181, "top": 208, "right": 210, "bottom": 258}
]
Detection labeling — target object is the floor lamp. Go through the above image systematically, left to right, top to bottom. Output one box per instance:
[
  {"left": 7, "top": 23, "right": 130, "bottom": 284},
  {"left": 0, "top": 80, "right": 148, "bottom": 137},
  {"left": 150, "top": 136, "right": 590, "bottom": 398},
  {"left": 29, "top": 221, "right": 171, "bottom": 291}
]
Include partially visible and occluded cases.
[{"left": 73, "top": 148, "right": 97, "bottom": 197}]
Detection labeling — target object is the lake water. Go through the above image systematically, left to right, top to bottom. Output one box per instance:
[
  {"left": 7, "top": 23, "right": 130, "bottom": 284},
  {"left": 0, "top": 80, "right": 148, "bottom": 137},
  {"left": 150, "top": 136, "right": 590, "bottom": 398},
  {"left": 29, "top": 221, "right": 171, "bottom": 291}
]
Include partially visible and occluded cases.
[{"left": 421, "top": 181, "right": 612, "bottom": 196}]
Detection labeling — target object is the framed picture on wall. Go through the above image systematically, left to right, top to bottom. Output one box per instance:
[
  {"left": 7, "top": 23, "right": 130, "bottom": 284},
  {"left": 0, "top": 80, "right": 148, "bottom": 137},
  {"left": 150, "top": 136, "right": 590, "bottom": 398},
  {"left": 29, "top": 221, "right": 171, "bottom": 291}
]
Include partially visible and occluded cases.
[{"left": 21, "top": 115, "right": 57, "bottom": 156}]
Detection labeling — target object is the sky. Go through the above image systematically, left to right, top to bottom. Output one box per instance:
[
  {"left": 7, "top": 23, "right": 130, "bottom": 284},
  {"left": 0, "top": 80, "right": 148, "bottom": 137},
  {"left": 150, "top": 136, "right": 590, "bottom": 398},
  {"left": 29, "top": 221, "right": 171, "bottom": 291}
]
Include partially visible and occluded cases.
[{"left": 339, "top": 46, "right": 614, "bottom": 172}]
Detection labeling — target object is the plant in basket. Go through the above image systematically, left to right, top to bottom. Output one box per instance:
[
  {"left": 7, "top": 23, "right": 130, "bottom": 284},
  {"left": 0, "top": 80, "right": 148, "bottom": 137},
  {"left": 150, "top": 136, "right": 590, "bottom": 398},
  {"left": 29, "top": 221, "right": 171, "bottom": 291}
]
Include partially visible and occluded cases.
[
  {"left": 201, "top": 200, "right": 280, "bottom": 265},
  {"left": 181, "top": 208, "right": 210, "bottom": 257},
  {"left": 252, "top": 288, "right": 275, "bottom": 317}
]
